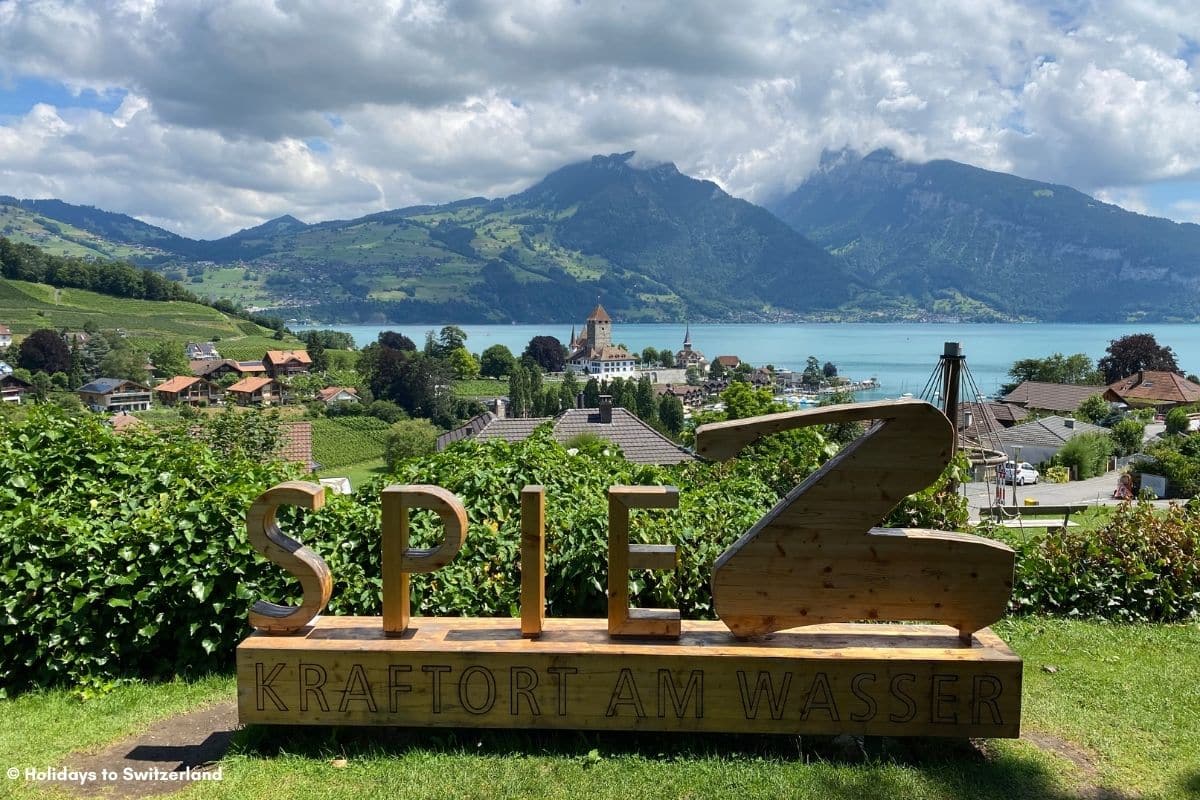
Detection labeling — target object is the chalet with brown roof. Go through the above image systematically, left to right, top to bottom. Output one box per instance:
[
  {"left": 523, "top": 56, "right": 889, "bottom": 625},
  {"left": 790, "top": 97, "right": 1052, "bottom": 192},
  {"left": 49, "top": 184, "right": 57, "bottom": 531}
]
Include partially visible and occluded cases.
[
  {"left": 566, "top": 305, "right": 637, "bottom": 377},
  {"left": 0, "top": 324, "right": 11, "bottom": 350},
  {"left": 263, "top": 350, "right": 312, "bottom": 378},
  {"left": 714, "top": 355, "right": 740, "bottom": 369},
  {"left": 191, "top": 359, "right": 266, "bottom": 380},
  {"left": 1104, "top": 370, "right": 1200, "bottom": 410},
  {"left": 1, "top": 373, "right": 33, "bottom": 404},
  {"left": 155, "top": 375, "right": 222, "bottom": 407},
  {"left": 226, "top": 376, "right": 281, "bottom": 406},
  {"left": 1000, "top": 381, "right": 1105, "bottom": 414},
  {"left": 316, "top": 386, "right": 360, "bottom": 405},
  {"left": 437, "top": 396, "right": 695, "bottom": 465}
]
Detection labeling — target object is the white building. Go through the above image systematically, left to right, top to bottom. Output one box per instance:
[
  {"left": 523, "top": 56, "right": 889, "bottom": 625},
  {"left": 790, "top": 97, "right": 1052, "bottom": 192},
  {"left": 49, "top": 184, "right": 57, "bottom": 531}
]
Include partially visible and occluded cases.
[
  {"left": 565, "top": 305, "right": 637, "bottom": 377},
  {"left": 0, "top": 324, "right": 11, "bottom": 350}
]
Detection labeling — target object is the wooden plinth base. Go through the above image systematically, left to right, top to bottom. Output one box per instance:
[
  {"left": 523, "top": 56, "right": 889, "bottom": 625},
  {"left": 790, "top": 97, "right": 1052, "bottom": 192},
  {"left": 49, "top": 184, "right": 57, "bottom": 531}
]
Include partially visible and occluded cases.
[{"left": 237, "top": 617, "right": 1021, "bottom": 738}]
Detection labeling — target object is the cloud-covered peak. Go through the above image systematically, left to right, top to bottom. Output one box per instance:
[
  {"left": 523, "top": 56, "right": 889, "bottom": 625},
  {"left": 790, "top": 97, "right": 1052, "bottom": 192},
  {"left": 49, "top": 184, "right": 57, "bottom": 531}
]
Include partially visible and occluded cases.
[{"left": 0, "top": 0, "right": 1197, "bottom": 236}]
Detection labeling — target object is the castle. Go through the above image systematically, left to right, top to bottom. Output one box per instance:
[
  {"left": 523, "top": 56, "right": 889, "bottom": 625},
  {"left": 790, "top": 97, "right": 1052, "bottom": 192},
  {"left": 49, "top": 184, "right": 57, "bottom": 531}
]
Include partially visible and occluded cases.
[{"left": 565, "top": 305, "right": 637, "bottom": 376}]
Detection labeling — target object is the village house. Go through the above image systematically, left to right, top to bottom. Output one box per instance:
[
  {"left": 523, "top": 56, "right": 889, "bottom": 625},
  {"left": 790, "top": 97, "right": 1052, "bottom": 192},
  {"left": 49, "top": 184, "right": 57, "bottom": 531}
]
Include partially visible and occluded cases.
[
  {"left": 565, "top": 305, "right": 638, "bottom": 377},
  {"left": 0, "top": 324, "right": 11, "bottom": 350},
  {"left": 674, "top": 324, "right": 707, "bottom": 370},
  {"left": 185, "top": 342, "right": 221, "bottom": 361},
  {"left": 263, "top": 350, "right": 312, "bottom": 379},
  {"left": 713, "top": 355, "right": 741, "bottom": 371},
  {"left": 191, "top": 359, "right": 267, "bottom": 380},
  {"left": 0, "top": 360, "right": 12, "bottom": 376},
  {"left": 1103, "top": 370, "right": 1200, "bottom": 412},
  {"left": 1, "top": 373, "right": 33, "bottom": 404},
  {"left": 154, "top": 375, "right": 223, "bottom": 407},
  {"left": 226, "top": 376, "right": 281, "bottom": 406},
  {"left": 77, "top": 378, "right": 152, "bottom": 413},
  {"left": 1000, "top": 381, "right": 1106, "bottom": 415},
  {"left": 653, "top": 383, "right": 705, "bottom": 407},
  {"left": 315, "top": 386, "right": 361, "bottom": 406},
  {"left": 437, "top": 396, "right": 694, "bottom": 465},
  {"left": 998, "top": 415, "right": 1107, "bottom": 465}
]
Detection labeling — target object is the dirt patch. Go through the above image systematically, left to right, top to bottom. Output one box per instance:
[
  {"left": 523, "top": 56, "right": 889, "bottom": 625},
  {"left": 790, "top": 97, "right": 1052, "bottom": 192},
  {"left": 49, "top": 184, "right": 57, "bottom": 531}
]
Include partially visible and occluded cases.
[
  {"left": 50, "top": 700, "right": 236, "bottom": 798},
  {"left": 1019, "top": 730, "right": 1131, "bottom": 800}
]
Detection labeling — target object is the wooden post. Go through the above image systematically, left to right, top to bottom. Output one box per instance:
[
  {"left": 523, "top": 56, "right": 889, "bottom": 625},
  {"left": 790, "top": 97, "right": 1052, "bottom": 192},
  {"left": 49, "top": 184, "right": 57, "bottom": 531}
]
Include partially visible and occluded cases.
[
  {"left": 245, "top": 481, "right": 332, "bottom": 634},
  {"left": 381, "top": 485, "right": 468, "bottom": 636},
  {"left": 520, "top": 485, "right": 546, "bottom": 639},
  {"left": 608, "top": 485, "right": 680, "bottom": 639}
]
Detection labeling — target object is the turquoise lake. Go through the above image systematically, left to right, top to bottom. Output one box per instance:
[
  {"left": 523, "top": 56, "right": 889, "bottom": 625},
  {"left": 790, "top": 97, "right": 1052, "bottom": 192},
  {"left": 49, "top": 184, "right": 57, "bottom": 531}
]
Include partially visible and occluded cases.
[{"left": 305, "top": 323, "right": 1200, "bottom": 400}]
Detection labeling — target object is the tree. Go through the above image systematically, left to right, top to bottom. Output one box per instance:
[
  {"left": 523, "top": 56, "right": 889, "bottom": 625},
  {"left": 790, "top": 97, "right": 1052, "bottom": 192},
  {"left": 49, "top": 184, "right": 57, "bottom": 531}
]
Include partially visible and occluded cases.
[
  {"left": 437, "top": 325, "right": 467, "bottom": 355},
  {"left": 17, "top": 329, "right": 71, "bottom": 375},
  {"left": 378, "top": 331, "right": 417, "bottom": 352},
  {"left": 1098, "top": 334, "right": 1179, "bottom": 384},
  {"left": 305, "top": 336, "right": 328, "bottom": 373},
  {"left": 523, "top": 336, "right": 566, "bottom": 372},
  {"left": 149, "top": 341, "right": 190, "bottom": 378},
  {"left": 99, "top": 343, "right": 150, "bottom": 383},
  {"left": 480, "top": 344, "right": 516, "bottom": 379},
  {"left": 447, "top": 347, "right": 480, "bottom": 380},
  {"left": 1007, "top": 353, "right": 1100, "bottom": 389},
  {"left": 709, "top": 359, "right": 727, "bottom": 380},
  {"left": 823, "top": 361, "right": 838, "bottom": 378},
  {"left": 508, "top": 364, "right": 531, "bottom": 418},
  {"left": 685, "top": 365, "right": 702, "bottom": 386},
  {"left": 559, "top": 369, "right": 580, "bottom": 411},
  {"left": 635, "top": 375, "right": 657, "bottom": 423},
  {"left": 583, "top": 377, "right": 600, "bottom": 407},
  {"left": 658, "top": 394, "right": 685, "bottom": 435},
  {"left": 1075, "top": 394, "right": 1110, "bottom": 425},
  {"left": 1165, "top": 407, "right": 1190, "bottom": 436},
  {"left": 1110, "top": 417, "right": 1146, "bottom": 456},
  {"left": 384, "top": 418, "right": 440, "bottom": 470}
]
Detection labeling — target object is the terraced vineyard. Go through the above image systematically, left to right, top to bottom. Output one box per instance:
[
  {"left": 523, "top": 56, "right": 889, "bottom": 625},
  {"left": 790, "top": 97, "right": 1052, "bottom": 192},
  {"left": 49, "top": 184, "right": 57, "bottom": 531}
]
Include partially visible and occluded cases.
[
  {"left": 0, "top": 278, "right": 301, "bottom": 353},
  {"left": 311, "top": 416, "right": 391, "bottom": 471}
]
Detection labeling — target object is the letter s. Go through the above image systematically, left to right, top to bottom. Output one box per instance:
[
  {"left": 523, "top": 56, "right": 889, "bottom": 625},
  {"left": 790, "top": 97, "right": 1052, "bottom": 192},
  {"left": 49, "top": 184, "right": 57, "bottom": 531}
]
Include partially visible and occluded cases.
[{"left": 246, "top": 481, "right": 332, "bottom": 633}]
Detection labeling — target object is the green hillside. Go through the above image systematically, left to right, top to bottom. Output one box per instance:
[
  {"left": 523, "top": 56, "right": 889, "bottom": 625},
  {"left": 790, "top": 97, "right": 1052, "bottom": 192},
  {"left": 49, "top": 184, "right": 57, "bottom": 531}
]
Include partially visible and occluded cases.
[
  {"left": 770, "top": 149, "right": 1200, "bottom": 322},
  {"left": 0, "top": 202, "right": 170, "bottom": 262},
  {"left": 0, "top": 278, "right": 292, "bottom": 352}
]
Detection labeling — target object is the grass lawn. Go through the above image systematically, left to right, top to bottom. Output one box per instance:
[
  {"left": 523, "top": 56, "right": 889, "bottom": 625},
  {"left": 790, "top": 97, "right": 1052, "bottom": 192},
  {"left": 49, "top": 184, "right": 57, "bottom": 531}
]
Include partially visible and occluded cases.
[
  {"left": 318, "top": 457, "right": 388, "bottom": 490},
  {"left": 2, "top": 618, "right": 1197, "bottom": 799}
]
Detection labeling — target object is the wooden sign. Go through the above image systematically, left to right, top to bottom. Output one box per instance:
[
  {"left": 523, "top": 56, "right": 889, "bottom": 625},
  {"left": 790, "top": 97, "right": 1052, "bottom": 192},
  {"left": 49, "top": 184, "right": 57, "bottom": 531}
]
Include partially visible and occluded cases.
[{"left": 237, "top": 399, "right": 1021, "bottom": 738}]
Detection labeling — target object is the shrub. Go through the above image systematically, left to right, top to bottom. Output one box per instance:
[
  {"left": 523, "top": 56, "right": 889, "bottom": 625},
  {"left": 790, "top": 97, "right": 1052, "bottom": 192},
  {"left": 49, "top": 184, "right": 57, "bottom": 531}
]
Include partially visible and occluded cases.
[
  {"left": 1165, "top": 407, "right": 1190, "bottom": 435},
  {"left": 1110, "top": 417, "right": 1146, "bottom": 456},
  {"left": 384, "top": 418, "right": 440, "bottom": 469},
  {"left": 1054, "top": 431, "right": 1113, "bottom": 479},
  {"left": 1043, "top": 465, "right": 1070, "bottom": 484},
  {"left": 1011, "top": 499, "right": 1200, "bottom": 622}
]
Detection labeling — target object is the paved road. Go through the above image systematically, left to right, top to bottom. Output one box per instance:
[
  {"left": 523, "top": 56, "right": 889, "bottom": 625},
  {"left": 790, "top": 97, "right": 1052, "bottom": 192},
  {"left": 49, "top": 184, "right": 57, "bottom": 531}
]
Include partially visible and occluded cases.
[{"left": 962, "top": 469, "right": 1172, "bottom": 522}]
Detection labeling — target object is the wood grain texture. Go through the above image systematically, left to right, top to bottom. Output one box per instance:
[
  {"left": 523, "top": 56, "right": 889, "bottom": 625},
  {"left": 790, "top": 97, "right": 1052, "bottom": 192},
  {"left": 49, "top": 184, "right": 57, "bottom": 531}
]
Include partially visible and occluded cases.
[
  {"left": 695, "top": 400, "right": 1015, "bottom": 641},
  {"left": 246, "top": 481, "right": 332, "bottom": 634},
  {"left": 382, "top": 485, "right": 469, "bottom": 636},
  {"left": 520, "top": 485, "right": 546, "bottom": 639},
  {"left": 608, "top": 486, "right": 681, "bottom": 639},
  {"left": 237, "top": 617, "right": 1021, "bottom": 737}
]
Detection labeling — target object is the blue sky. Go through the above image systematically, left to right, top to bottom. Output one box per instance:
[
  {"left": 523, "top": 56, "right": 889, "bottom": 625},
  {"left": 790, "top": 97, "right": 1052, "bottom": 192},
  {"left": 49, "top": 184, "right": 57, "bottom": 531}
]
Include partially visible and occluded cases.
[{"left": 0, "top": 0, "right": 1197, "bottom": 238}]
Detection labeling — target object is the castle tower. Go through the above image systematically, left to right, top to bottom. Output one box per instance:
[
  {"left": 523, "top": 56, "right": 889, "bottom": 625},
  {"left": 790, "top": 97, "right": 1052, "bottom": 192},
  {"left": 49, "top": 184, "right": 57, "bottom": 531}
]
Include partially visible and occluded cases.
[{"left": 585, "top": 304, "right": 612, "bottom": 350}]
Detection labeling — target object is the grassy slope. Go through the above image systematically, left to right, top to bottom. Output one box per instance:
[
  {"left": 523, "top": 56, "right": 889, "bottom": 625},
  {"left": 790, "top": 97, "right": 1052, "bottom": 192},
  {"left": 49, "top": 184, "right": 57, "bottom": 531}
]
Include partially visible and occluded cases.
[
  {"left": 0, "top": 205, "right": 166, "bottom": 261},
  {"left": 0, "top": 278, "right": 301, "bottom": 353},
  {"left": 2, "top": 619, "right": 1196, "bottom": 799}
]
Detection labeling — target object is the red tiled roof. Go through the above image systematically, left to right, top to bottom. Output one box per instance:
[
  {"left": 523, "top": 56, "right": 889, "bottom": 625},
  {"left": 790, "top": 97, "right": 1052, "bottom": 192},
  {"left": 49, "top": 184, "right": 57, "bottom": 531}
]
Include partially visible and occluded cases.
[
  {"left": 586, "top": 304, "right": 611, "bottom": 322},
  {"left": 0, "top": 324, "right": 10, "bottom": 335},
  {"left": 264, "top": 350, "right": 312, "bottom": 366},
  {"left": 714, "top": 355, "right": 740, "bottom": 367},
  {"left": 1106, "top": 370, "right": 1200, "bottom": 405},
  {"left": 155, "top": 375, "right": 202, "bottom": 394},
  {"left": 228, "top": 376, "right": 275, "bottom": 393},
  {"left": 1001, "top": 381, "right": 1104, "bottom": 413},
  {"left": 317, "top": 386, "right": 359, "bottom": 402},
  {"left": 278, "top": 422, "right": 314, "bottom": 467}
]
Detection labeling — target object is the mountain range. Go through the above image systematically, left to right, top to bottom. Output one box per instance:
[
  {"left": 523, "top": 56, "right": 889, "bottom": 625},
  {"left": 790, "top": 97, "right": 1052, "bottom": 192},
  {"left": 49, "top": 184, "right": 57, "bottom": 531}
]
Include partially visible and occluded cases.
[{"left": 3, "top": 149, "right": 1199, "bottom": 323}]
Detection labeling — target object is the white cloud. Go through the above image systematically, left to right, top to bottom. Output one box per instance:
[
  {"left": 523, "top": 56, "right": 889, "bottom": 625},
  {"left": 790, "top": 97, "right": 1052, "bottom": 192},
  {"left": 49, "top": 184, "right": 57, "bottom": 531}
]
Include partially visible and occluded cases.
[{"left": 0, "top": 0, "right": 1196, "bottom": 236}]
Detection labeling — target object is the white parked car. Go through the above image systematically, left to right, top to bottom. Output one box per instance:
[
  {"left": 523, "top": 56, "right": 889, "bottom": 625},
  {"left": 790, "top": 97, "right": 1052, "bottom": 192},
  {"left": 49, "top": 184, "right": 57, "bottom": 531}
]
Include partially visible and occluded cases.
[{"left": 1000, "top": 461, "right": 1039, "bottom": 485}]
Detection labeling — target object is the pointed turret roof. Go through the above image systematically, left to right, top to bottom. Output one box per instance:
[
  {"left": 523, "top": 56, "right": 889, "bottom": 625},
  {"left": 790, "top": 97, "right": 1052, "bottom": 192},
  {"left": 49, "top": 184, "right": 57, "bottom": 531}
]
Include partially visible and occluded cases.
[
  {"left": 587, "top": 304, "right": 611, "bottom": 322},
  {"left": 683, "top": 322, "right": 691, "bottom": 346}
]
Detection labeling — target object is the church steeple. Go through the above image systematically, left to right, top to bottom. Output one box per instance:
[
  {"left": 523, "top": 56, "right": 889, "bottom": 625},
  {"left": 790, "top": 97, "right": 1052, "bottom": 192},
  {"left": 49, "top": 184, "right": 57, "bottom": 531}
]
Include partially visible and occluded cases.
[{"left": 683, "top": 322, "right": 692, "bottom": 350}]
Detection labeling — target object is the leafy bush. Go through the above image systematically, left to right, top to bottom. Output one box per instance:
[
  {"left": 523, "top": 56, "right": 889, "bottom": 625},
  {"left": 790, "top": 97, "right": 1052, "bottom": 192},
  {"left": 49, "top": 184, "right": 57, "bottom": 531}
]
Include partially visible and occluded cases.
[
  {"left": 0, "top": 406, "right": 299, "bottom": 693},
  {"left": 1, "top": 406, "right": 972, "bottom": 693},
  {"left": 1166, "top": 407, "right": 1190, "bottom": 435},
  {"left": 1110, "top": 417, "right": 1146, "bottom": 456},
  {"left": 383, "top": 418, "right": 440, "bottom": 469},
  {"left": 1054, "top": 431, "right": 1113, "bottom": 479},
  {"left": 1134, "top": 434, "right": 1200, "bottom": 498},
  {"left": 1043, "top": 465, "right": 1070, "bottom": 484},
  {"left": 1010, "top": 500, "right": 1200, "bottom": 622}
]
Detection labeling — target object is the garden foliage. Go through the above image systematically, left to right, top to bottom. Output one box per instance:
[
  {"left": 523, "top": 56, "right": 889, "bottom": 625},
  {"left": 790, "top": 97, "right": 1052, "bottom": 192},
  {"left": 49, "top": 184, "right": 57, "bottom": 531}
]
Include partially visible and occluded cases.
[{"left": 1010, "top": 499, "right": 1200, "bottom": 622}]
